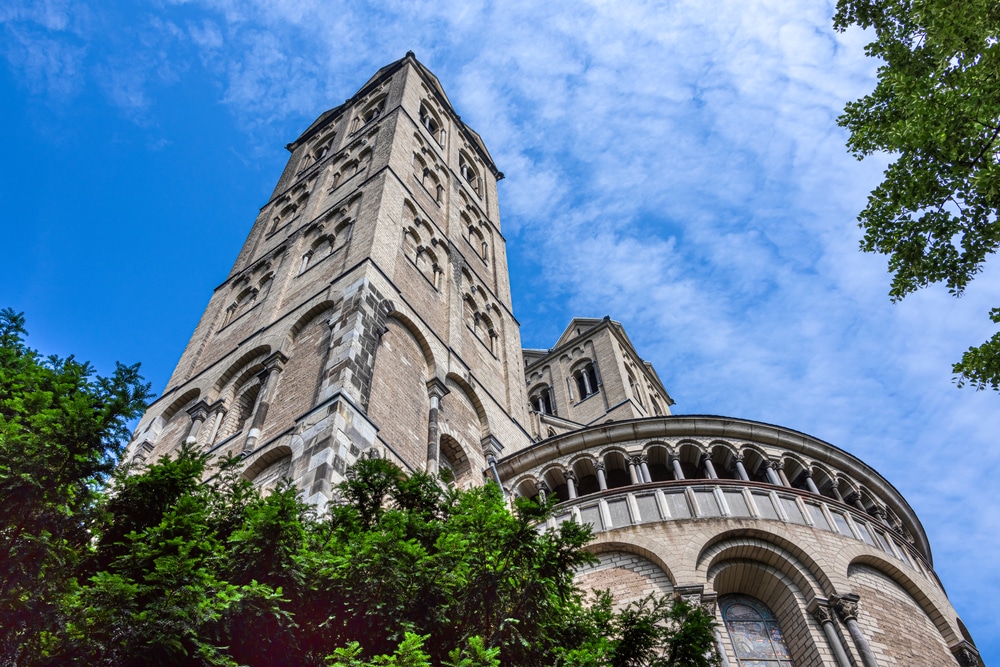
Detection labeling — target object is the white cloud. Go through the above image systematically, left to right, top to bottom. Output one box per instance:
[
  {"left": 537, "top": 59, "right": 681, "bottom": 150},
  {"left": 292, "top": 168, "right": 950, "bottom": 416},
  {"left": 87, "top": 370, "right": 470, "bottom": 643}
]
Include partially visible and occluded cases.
[{"left": 6, "top": 0, "right": 999, "bottom": 657}]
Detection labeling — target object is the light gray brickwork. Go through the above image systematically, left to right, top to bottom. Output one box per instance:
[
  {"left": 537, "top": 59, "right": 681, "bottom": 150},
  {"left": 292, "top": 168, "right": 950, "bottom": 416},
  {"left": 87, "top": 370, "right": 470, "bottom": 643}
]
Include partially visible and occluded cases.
[{"left": 126, "top": 54, "right": 982, "bottom": 666}]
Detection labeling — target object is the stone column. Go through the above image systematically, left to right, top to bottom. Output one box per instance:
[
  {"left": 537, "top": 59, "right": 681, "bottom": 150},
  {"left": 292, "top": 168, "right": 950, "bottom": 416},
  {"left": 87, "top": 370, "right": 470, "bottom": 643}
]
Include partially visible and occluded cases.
[
  {"left": 242, "top": 352, "right": 288, "bottom": 454},
  {"left": 425, "top": 379, "right": 449, "bottom": 475},
  {"left": 184, "top": 400, "right": 211, "bottom": 445},
  {"left": 204, "top": 400, "right": 227, "bottom": 448},
  {"left": 670, "top": 454, "right": 685, "bottom": 480},
  {"left": 701, "top": 454, "right": 719, "bottom": 480},
  {"left": 639, "top": 455, "right": 652, "bottom": 483},
  {"left": 733, "top": 455, "right": 750, "bottom": 481},
  {"left": 628, "top": 457, "right": 641, "bottom": 485},
  {"left": 763, "top": 461, "right": 782, "bottom": 486},
  {"left": 775, "top": 461, "right": 790, "bottom": 486},
  {"left": 595, "top": 462, "right": 608, "bottom": 491},
  {"left": 565, "top": 470, "right": 578, "bottom": 499},
  {"left": 804, "top": 474, "right": 821, "bottom": 495},
  {"left": 535, "top": 480, "right": 548, "bottom": 503},
  {"left": 830, "top": 483, "right": 844, "bottom": 502},
  {"left": 845, "top": 492, "right": 867, "bottom": 513},
  {"left": 870, "top": 505, "right": 892, "bottom": 528},
  {"left": 674, "top": 585, "right": 728, "bottom": 667},
  {"left": 831, "top": 594, "right": 878, "bottom": 667},
  {"left": 808, "top": 597, "right": 852, "bottom": 667}
]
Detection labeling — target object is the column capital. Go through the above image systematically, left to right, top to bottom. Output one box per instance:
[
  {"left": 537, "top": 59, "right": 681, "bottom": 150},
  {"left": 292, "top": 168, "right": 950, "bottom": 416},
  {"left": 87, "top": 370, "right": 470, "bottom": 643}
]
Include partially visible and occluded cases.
[
  {"left": 262, "top": 351, "right": 289, "bottom": 371},
  {"left": 426, "top": 377, "right": 450, "bottom": 400},
  {"left": 185, "top": 399, "right": 212, "bottom": 421},
  {"left": 480, "top": 434, "right": 504, "bottom": 460},
  {"left": 669, "top": 453, "right": 680, "bottom": 463},
  {"left": 732, "top": 454, "right": 744, "bottom": 463},
  {"left": 630, "top": 455, "right": 643, "bottom": 467},
  {"left": 772, "top": 459, "right": 784, "bottom": 471},
  {"left": 595, "top": 461, "right": 606, "bottom": 471},
  {"left": 564, "top": 469, "right": 577, "bottom": 481},
  {"left": 534, "top": 480, "right": 548, "bottom": 492},
  {"left": 673, "top": 584, "right": 716, "bottom": 615},
  {"left": 830, "top": 593, "right": 860, "bottom": 622},
  {"left": 807, "top": 597, "right": 834, "bottom": 624},
  {"left": 951, "top": 640, "right": 982, "bottom": 667}
]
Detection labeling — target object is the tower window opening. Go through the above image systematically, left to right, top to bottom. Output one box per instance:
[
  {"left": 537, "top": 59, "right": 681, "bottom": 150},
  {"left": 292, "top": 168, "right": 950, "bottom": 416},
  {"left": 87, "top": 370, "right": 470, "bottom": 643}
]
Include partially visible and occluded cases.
[
  {"left": 418, "top": 102, "right": 443, "bottom": 144},
  {"left": 574, "top": 362, "right": 599, "bottom": 400},
  {"left": 530, "top": 385, "right": 554, "bottom": 415}
]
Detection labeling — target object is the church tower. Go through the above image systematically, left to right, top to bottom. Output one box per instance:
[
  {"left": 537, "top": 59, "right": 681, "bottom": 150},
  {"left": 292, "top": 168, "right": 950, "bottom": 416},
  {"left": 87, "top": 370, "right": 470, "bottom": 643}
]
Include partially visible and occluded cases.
[{"left": 127, "top": 53, "right": 533, "bottom": 506}]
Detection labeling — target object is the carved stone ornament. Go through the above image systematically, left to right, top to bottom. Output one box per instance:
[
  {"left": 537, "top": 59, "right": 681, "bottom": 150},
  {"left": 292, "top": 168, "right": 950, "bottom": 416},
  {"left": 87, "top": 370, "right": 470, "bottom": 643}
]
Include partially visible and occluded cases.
[
  {"left": 595, "top": 461, "right": 606, "bottom": 471},
  {"left": 830, "top": 594, "right": 860, "bottom": 622},
  {"left": 810, "top": 605, "right": 834, "bottom": 624},
  {"left": 951, "top": 641, "right": 982, "bottom": 667}
]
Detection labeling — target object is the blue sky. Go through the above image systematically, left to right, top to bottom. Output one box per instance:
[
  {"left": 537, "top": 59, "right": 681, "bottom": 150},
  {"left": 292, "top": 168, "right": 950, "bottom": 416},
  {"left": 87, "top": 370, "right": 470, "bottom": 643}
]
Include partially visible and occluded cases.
[{"left": 2, "top": 0, "right": 998, "bottom": 660}]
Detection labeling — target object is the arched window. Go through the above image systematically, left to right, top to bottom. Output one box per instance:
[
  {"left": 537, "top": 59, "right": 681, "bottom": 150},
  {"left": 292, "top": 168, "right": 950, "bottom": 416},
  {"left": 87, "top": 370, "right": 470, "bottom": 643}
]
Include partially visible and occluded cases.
[
  {"left": 418, "top": 102, "right": 444, "bottom": 144},
  {"left": 459, "top": 153, "right": 481, "bottom": 195},
  {"left": 573, "top": 362, "right": 599, "bottom": 400},
  {"left": 530, "top": 385, "right": 554, "bottom": 415},
  {"left": 720, "top": 595, "right": 794, "bottom": 666}
]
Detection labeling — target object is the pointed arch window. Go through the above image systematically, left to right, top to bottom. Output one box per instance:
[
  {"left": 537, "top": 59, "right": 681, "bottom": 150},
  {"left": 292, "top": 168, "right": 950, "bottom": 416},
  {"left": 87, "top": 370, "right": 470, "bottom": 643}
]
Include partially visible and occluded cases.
[{"left": 720, "top": 595, "right": 794, "bottom": 667}]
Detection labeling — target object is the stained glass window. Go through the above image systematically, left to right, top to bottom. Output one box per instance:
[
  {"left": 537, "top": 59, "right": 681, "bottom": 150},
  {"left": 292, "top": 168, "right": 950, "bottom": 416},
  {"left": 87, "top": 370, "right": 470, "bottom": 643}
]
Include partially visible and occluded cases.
[{"left": 720, "top": 594, "right": 795, "bottom": 667}]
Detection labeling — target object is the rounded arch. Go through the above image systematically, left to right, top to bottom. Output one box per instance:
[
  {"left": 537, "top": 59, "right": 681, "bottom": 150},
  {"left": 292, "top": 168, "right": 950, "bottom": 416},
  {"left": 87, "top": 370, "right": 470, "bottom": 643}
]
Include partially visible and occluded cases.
[
  {"left": 285, "top": 302, "right": 335, "bottom": 348},
  {"left": 384, "top": 312, "right": 436, "bottom": 375},
  {"left": 368, "top": 315, "right": 432, "bottom": 469},
  {"left": 212, "top": 345, "right": 271, "bottom": 396},
  {"left": 444, "top": 372, "right": 489, "bottom": 435},
  {"left": 161, "top": 387, "right": 201, "bottom": 422},
  {"left": 439, "top": 433, "right": 474, "bottom": 486},
  {"left": 676, "top": 440, "right": 707, "bottom": 479},
  {"left": 708, "top": 440, "right": 739, "bottom": 480},
  {"left": 642, "top": 442, "right": 673, "bottom": 482},
  {"left": 243, "top": 444, "right": 293, "bottom": 481},
  {"left": 738, "top": 445, "right": 771, "bottom": 482},
  {"left": 600, "top": 449, "right": 631, "bottom": 489},
  {"left": 780, "top": 454, "right": 811, "bottom": 490},
  {"left": 569, "top": 455, "right": 600, "bottom": 496},
  {"left": 810, "top": 464, "right": 839, "bottom": 499},
  {"left": 540, "top": 465, "right": 570, "bottom": 502},
  {"left": 512, "top": 474, "right": 540, "bottom": 500},
  {"left": 698, "top": 528, "right": 834, "bottom": 597},
  {"left": 583, "top": 540, "right": 678, "bottom": 588},
  {"left": 846, "top": 553, "right": 959, "bottom": 646},
  {"left": 847, "top": 556, "right": 962, "bottom": 664},
  {"left": 711, "top": 565, "right": 821, "bottom": 667}
]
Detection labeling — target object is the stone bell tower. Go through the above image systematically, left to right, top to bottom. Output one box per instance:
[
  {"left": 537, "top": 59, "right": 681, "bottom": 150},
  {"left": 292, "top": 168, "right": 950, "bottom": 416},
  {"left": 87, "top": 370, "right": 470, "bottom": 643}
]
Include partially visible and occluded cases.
[{"left": 126, "top": 53, "right": 533, "bottom": 506}]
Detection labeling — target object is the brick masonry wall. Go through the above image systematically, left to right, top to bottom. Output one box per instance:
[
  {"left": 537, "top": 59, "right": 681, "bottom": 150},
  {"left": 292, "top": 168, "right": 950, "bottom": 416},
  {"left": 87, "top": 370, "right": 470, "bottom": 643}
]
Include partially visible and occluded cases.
[
  {"left": 367, "top": 317, "right": 432, "bottom": 471},
  {"left": 575, "top": 551, "right": 674, "bottom": 608},
  {"left": 848, "top": 563, "right": 955, "bottom": 667}
]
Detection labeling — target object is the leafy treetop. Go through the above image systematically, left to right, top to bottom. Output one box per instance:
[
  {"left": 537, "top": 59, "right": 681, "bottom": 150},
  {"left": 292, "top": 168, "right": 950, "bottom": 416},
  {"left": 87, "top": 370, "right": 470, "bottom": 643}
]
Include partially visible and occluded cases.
[{"left": 834, "top": 0, "right": 1000, "bottom": 390}]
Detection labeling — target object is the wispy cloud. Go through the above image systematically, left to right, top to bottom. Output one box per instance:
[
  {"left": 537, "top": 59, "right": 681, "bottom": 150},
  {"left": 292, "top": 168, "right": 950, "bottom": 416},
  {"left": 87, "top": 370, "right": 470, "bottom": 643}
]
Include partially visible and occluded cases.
[{"left": 3, "top": 0, "right": 998, "bottom": 658}]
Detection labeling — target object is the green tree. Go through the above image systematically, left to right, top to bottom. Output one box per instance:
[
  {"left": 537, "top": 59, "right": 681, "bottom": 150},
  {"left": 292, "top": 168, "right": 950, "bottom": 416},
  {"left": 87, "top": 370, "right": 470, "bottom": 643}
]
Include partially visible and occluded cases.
[
  {"left": 834, "top": 0, "right": 1000, "bottom": 389},
  {"left": 0, "top": 308, "right": 151, "bottom": 663},
  {"left": 1, "top": 310, "right": 719, "bottom": 666},
  {"left": 47, "top": 451, "right": 718, "bottom": 666}
]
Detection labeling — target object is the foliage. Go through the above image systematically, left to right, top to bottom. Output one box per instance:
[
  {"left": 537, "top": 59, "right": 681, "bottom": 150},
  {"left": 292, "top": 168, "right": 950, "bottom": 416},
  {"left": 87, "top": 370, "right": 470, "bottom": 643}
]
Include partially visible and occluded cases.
[
  {"left": 833, "top": 0, "right": 1000, "bottom": 389},
  {"left": 0, "top": 308, "right": 151, "bottom": 663},
  {"left": 0, "top": 308, "right": 720, "bottom": 666}
]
